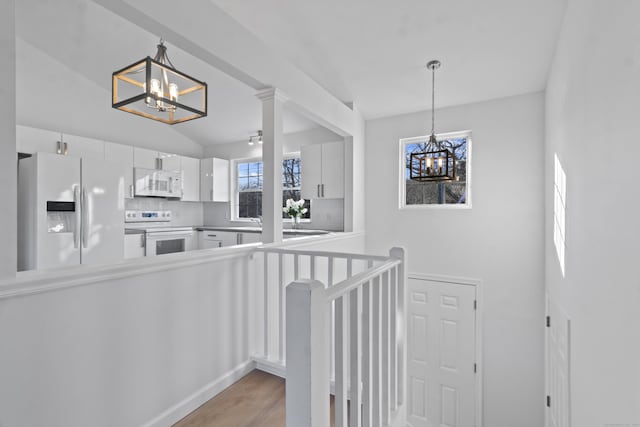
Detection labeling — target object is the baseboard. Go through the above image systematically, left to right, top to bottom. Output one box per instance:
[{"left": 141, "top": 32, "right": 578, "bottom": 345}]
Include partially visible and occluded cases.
[
  {"left": 253, "top": 356, "right": 286, "bottom": 378},
  {"left": 141, "top": 359, "right": 256, "bottom": 427}
]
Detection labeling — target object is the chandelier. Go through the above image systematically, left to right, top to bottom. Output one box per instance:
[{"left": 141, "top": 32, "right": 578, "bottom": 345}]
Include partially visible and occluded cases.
[
  {"left": 112, "top": 39, "right": 207, "bottom": 125},
  {"left": 409, "top": 60, "right": 456, "bottom": 182},
  {"left": 248, "top": 130, "right": 263, "bottom": 146}
]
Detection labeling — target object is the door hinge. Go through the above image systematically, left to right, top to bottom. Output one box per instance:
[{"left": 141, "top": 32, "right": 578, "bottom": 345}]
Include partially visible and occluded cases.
[
  {"left": 473, "top": 300, "right": 477, "bottom": 310},
  {"left": 546, "top": 316, "right": 551, "bottom": 328},
  {"left": 474, "top": 363, "right": 477, "bottom": 373},
  {"left": 546, "top": 395, "right": 551, "bottom": 407}
]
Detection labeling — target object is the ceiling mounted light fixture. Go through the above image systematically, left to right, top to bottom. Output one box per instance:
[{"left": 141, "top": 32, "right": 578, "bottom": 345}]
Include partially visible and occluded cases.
[
  {"left": 112, "top": 39, "right": 207, "bottom": 125},
  {"left": 409, "top": 60, "right": 456, "bottom": 182},
  {"left": 248, "top": 130, "right": 263, "bottom": 146}
]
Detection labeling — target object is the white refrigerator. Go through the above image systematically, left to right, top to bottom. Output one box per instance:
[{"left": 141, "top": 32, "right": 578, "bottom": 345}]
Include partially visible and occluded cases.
[{"left": 18, "top": 152, "right": 125, "bottom": 271}]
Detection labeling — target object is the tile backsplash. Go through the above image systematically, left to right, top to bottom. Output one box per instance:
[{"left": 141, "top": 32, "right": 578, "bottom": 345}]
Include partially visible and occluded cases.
[{"left": 125, "top": 198, "right": 203, "bottom": 226}]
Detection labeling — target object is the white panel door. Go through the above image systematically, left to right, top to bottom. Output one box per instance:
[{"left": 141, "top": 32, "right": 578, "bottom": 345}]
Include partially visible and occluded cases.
[
  {"left": 80, "top": 158, "right": 124, "bottom": 265},
  {"left": 408, "top": 277, "right": 476, "bottom": 427},
  {"left": 545, "top": 295, "right": 571, "bottom": 427}
]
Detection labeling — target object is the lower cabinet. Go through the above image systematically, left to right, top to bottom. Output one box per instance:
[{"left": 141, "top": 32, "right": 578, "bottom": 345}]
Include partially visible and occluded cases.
[
  {"left": 198, "top": 230, "right": 238, "bottom": 249},
  {"left": 238, "top": 232, "right": 262, "bottom": 244},
  {"left": 124, "top": 233, "right": 145, "bottom": 258}
]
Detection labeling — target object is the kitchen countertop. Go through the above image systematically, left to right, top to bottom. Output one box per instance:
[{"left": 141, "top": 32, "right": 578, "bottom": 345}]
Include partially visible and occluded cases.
[{"left": 195, "top": 226, "right": 332, "bottom": 236}]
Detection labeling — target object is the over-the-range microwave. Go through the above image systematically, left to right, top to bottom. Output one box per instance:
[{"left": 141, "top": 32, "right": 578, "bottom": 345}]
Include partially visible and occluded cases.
[{"left": 134, "top": 167, "right": 182, "bottom": 198}]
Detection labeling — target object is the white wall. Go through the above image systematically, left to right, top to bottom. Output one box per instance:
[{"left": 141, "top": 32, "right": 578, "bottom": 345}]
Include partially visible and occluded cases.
[
  {"left": 0, "top": 0, "right": 17, "bottom": 278},
  {"left": 545, "top": 1, "right": 640, "bottom": 425},
  {"left": 16, "top": 38, "right": 204, "bottom": 158},
  {"left": 365, "top": 93, "right": 545, "bottom": 427},
  {"left": 202, "top": 126, "right": 342, "bottom": 159},
  {"left": 0, "top": 232, "right": 366, "bottom": 427}
]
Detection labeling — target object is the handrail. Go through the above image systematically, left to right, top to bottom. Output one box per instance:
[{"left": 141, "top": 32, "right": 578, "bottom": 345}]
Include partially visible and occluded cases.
[
  {"left": 253, "top": 246, "right": 390, "bottom": 263},
  {"left": 324, "top": 258, "right": 401, "bottom": 301}
]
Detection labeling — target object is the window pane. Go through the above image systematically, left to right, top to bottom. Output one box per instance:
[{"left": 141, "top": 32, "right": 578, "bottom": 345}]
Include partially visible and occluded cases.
[
  {"left": 403, "top": 135, "right": 470, "bottom": 206},
  {"left": 238, "top": 162, "right": 249, "bottom": 177},
  {"left": 249, "top": 162, "right": 260, "bottom": 176},
  {"left": 248, "top": 176, "right": 260, "bottom": 189},
  {"left": 239, "top": 177, "right": 250, "bottom": 191}
]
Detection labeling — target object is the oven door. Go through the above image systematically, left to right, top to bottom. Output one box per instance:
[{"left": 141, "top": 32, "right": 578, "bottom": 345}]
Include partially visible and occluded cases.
[{"left": 145, "top": 231, "right": 194, "bottom": 256}]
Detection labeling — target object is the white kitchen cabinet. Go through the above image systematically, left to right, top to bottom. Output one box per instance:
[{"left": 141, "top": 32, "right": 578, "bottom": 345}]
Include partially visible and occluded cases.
[
  {"left": 16, "top": 125, "right": 60, "bottom": 155},
  {"left": 16, "top": 126, "right": 105, "bottom": 159},
  {"left": 63, "top": 133, "right": 105, "bottom": 160},
  {"left": 301, "top": 140, "right": 344, "bottom": 199},
  {"left": 104, "top": 142, "right": 134, "bottom": 199},
  {"left": 133, "top": 147, "right": 158, "bottom": 169},
  {"left": 133, "top": 148, "right": 182, "bottom": 171},
  {"left": 159, "top": 152, "right": 181, "bottom": 171},
  {"left": 181, "top": 156, "right": 200, "bottom": 201},
  {"left": 200, "top": 157, "right": 230, "bottom": 202},
  {"left": 198, "top": 230, "right": 238, "bottom": 248},
  {"left": 238, "top": 232, "right": 262, "bottom": 245},
  {"left": 124, "top": 233, "right": 146, "bottom": 258}
]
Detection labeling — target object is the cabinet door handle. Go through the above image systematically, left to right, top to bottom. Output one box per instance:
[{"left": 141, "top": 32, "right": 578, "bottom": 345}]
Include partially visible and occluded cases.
[
  {"left": 129, "top": 184, "right": 134, "bottom": 198},
  {"left": 317, "top": 184, "right": 320, "bottom": 198},
  {"left": 321, "top": 184, "right": 325, "bottom": 197},
  {"left": 208, "top": 234, "right": 217, "bottom": 237}
]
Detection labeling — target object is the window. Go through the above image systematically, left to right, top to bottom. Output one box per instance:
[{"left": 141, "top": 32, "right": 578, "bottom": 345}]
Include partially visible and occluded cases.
[
  {"left": 399, "top": 131, "right": 471, "bottom": 208},
  {"left": 553, "top": 154, "right": 566, "bottom": 276},
  {"left": 235, "top": 156, "right": 311, "bottom": 220}
]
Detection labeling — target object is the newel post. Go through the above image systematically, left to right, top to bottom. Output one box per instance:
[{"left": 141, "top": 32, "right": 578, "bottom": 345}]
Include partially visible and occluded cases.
[
  {"left": 390, "top": 246, "right": 407, "bottom": 407},
  {"left": 286, "top": 279, "right": 330, "bottom": 427}
]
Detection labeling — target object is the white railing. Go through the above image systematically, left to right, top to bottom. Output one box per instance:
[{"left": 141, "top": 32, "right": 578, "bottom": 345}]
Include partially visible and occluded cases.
[{"left": 253, "top": 246, "right": 406, "bottom": 427}]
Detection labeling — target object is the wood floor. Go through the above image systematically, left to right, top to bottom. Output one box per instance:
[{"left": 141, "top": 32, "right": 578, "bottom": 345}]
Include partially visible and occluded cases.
[{"left": 174, "top": 370, "right": 336, "bottom": 427}]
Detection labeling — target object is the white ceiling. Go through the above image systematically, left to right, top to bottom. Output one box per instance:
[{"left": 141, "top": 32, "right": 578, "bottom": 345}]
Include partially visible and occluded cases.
[
  {"left": 14, "top": 0, "right": 318, "bottom": 147},
  {"left": 15, "top": 0, "right": 567, "bottom": 147},
  {"left": 211, "top": 0, "right": 567, "bottom": 119}
]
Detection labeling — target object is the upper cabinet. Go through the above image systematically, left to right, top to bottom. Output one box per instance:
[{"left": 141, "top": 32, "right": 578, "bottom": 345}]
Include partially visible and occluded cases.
[
  {"left": 16, "top": 126, "right": 106, "bottom": 158},
  {"left": 16, "top": 126, "right": 60, "bottom": 155},
  {"left": 63, "top": 134, "right": 104, "bottom": 160},
  {"left": 301, "top": 140, "right": 344, "bottom": 199},
  {"left": 104, "top": 142, "right": 134, "bottom": 199},
  {"left": 133, "top": 147, "right": 159, "bottom": 170},
  {"left": 133, "top": 148, "right": 182, "bottom": 171},
  {"left": 159, "top": 152, "right": 181, "bottom": 172},
  {"left": 181, "top": 156, "right": 200, "bottom": 202},
  {"left": 200, "top": 158, "right": 230, "bottom": 202}
]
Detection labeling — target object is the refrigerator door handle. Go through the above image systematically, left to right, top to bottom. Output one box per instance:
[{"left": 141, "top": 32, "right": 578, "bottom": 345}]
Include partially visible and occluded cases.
[
  {"left": 73, "top": 186, "right": 81, "bottom": 249},
  {"left": 81, "top": 187, "right": 88, "bottom": 249}
]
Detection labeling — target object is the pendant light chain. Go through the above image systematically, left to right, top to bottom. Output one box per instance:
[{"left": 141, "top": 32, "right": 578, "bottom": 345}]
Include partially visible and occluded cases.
[{"left": 431, "top": 63, "right": 435, "bottom": 137}]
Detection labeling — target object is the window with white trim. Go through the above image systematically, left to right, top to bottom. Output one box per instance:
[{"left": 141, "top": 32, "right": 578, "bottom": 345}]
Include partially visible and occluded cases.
[
  {"left": 399, "top": 130, "right": 472, "bottom": 208},
  {"left": 553, "top": 154, "right": 566, "bottom": 276},
  {"left": 235, "top": 156, "right": 311, "bottom": 220}
]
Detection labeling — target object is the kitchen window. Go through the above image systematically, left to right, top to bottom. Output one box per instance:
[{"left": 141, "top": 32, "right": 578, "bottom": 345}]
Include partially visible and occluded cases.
[
  {"left": 399, "top": 130, "right": 472, "bottom": 208},
  {"left": 235, "top": 156, "right": 311, "bottom": 220}
]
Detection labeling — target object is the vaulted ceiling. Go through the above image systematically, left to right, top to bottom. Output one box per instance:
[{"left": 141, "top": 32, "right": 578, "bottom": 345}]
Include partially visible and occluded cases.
[{"left": 15, "top": 0, "right": 566, "bottom": 147}]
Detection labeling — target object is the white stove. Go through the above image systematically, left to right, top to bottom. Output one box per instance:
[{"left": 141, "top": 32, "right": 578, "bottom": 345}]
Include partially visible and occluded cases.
[{"left": 125, "top": 210, "right": 195, "bottom": 256}]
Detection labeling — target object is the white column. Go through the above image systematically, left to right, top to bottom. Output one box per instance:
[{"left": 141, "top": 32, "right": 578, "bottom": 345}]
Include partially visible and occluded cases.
[
  {"left": 0, "top": 0, "right": 16, "bottom": 278},
  {"left": 256, "top": 88, "right": 287, "bottom": 243}
]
